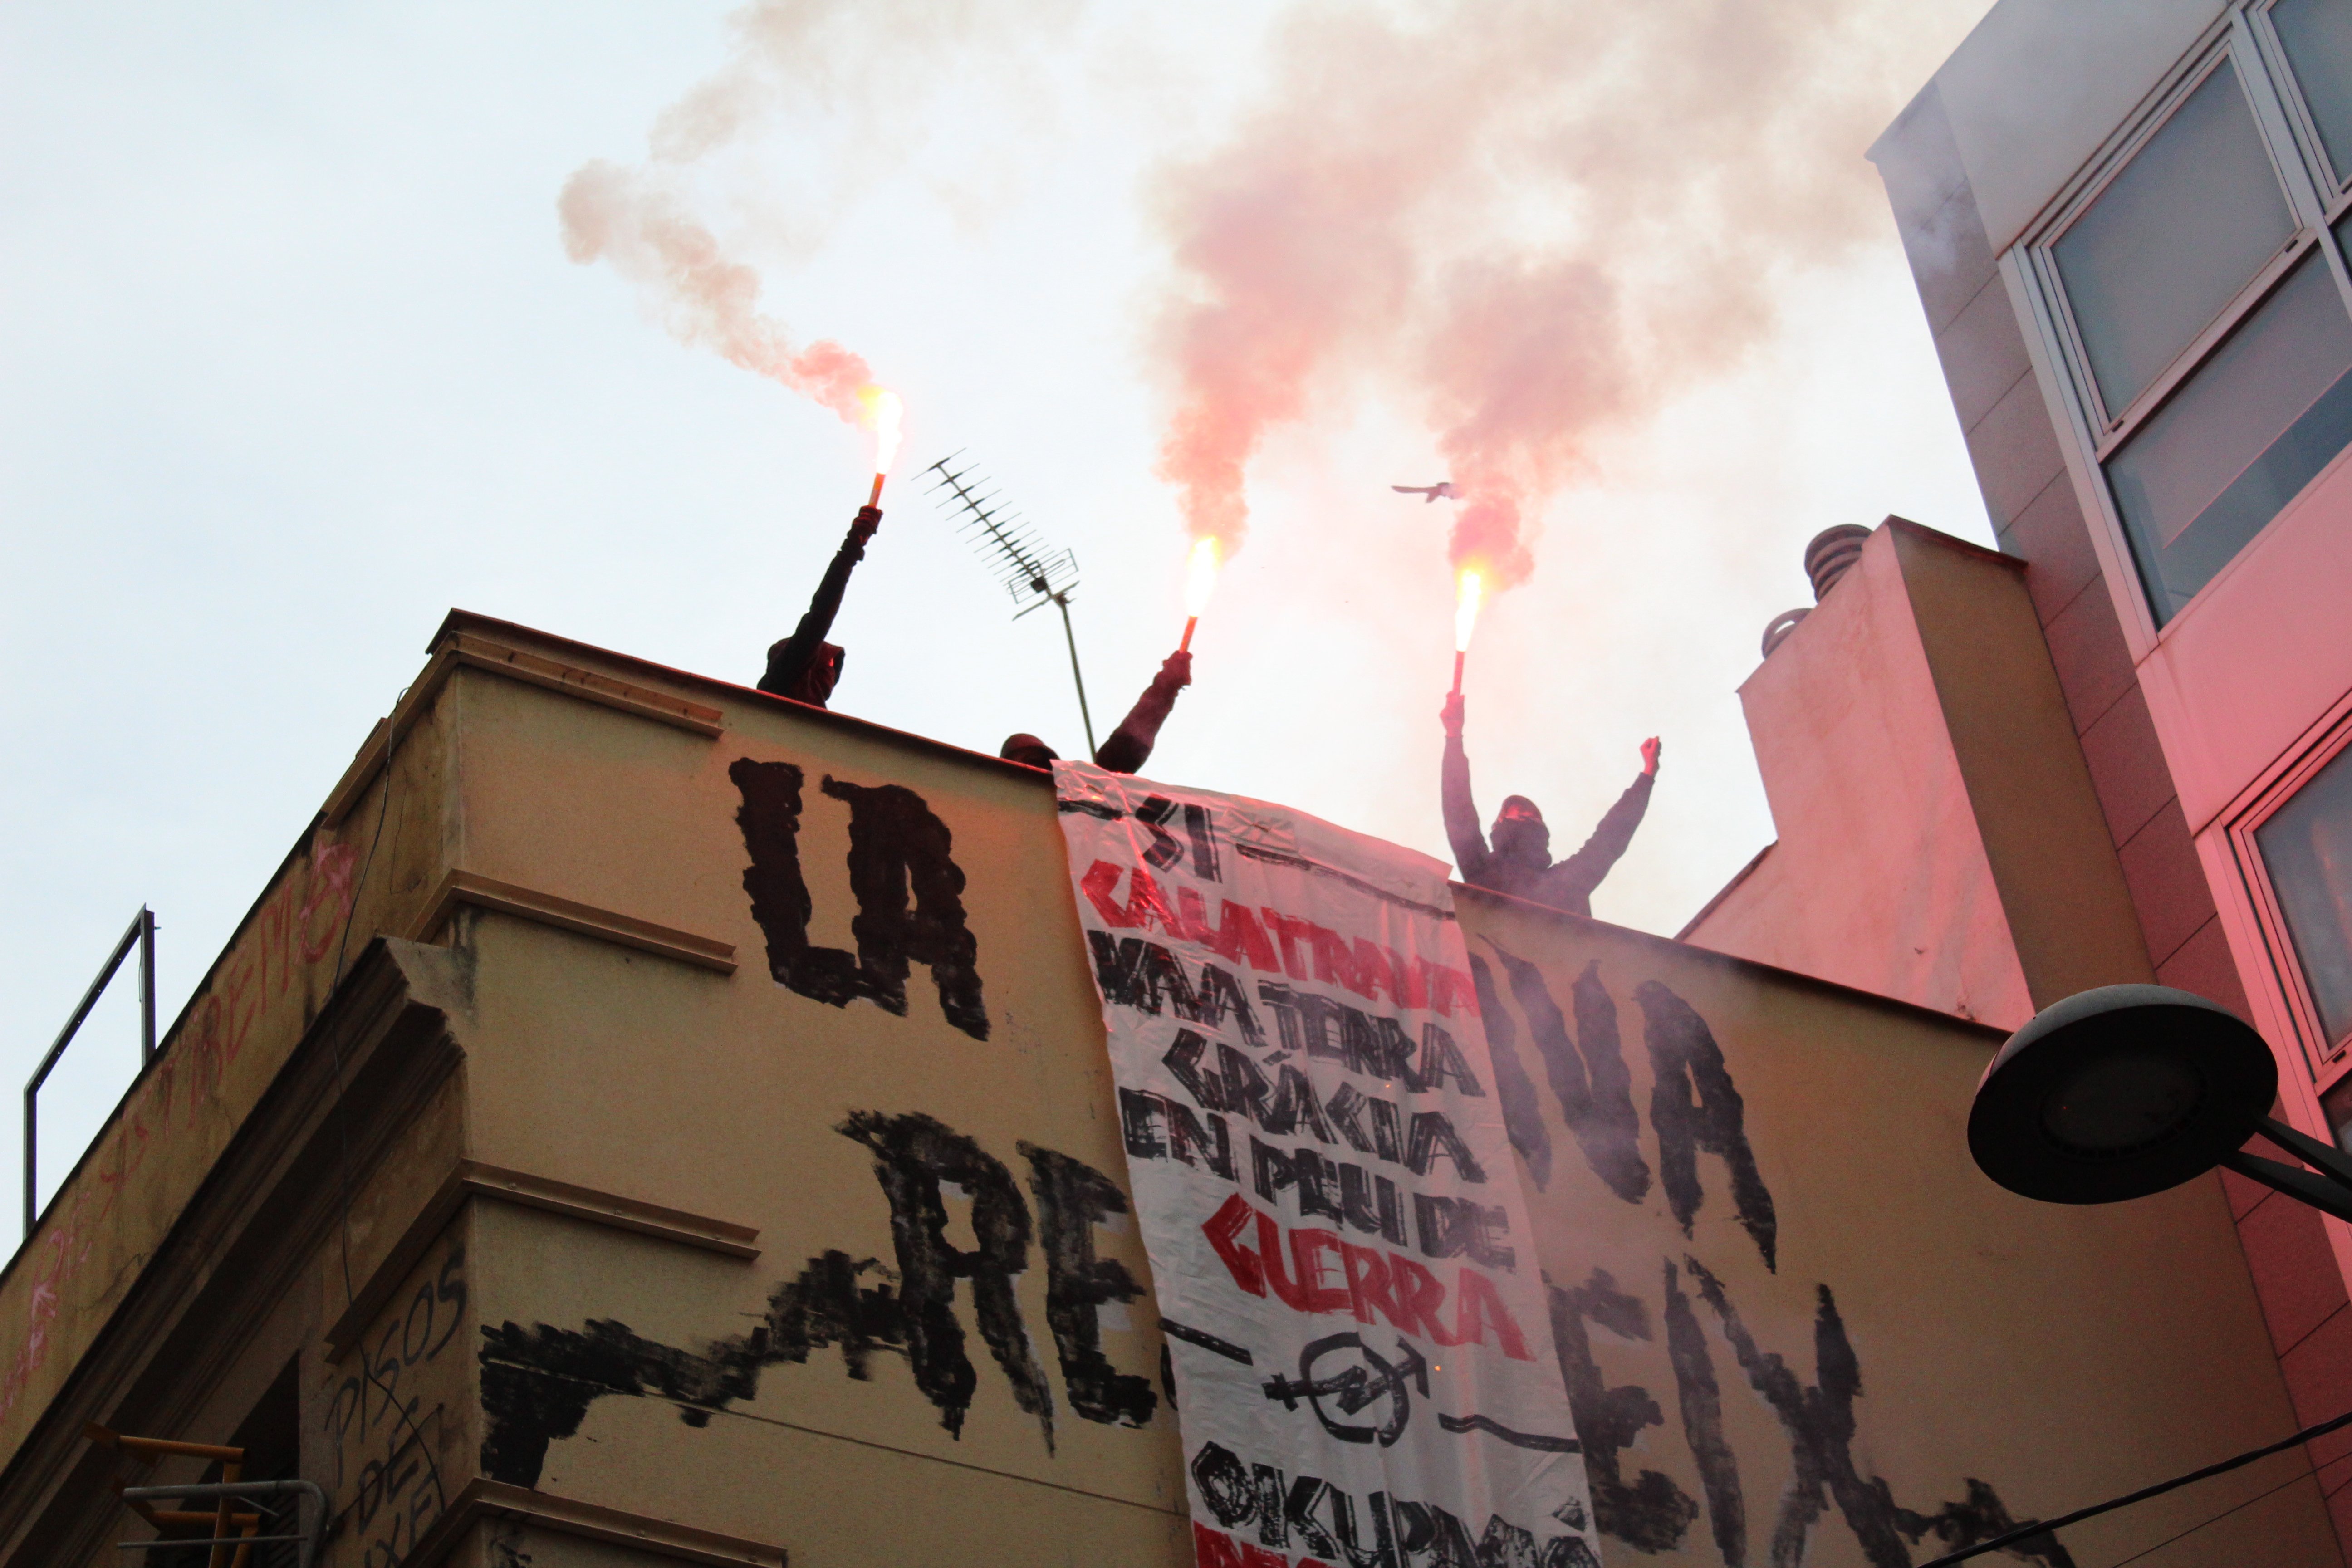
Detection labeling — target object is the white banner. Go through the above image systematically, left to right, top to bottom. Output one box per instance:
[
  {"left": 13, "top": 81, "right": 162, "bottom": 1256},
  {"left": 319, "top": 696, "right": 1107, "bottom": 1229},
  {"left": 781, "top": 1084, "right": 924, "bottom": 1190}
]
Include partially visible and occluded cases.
[{"left": 1052, "top": 763, "right": 1599, "bottom": 1568}]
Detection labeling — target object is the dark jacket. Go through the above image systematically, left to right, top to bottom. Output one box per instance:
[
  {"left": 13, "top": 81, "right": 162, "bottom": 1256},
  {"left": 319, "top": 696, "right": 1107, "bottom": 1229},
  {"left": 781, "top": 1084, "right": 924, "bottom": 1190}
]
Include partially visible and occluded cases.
[
  {"left": 758, "top": 506, "right": 879, "bottom": 704},
  {"left": 1094, "top": 661, "right": 1188, "bottom": 774},
  {"left": 1441, "top": 734, "right": 1653, "bottom": 916}
]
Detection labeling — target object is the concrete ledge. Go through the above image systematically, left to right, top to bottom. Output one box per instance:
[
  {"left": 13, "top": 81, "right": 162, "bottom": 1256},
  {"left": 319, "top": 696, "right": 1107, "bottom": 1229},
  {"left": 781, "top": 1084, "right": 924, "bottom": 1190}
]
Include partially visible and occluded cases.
[
  {"left": 323, "top": 632, "right": 723, "bottom": 825},
  {"left": 410, "top": 871, "right": 737, "bottom": 975},
  {"left": 326, "top": 1161, "right": 759, "bottom": 1358},
  {"left": 408, "top": 1479, "right": 786, "bottom": 1568}
]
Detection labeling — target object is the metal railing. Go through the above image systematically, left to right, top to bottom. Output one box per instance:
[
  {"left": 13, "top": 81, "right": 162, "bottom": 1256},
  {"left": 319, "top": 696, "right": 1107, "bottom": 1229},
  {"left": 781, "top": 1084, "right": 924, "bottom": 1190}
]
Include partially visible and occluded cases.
[
  {"left": 25, "top": 908, "right": 155, "bottom": 1236},
  {"left": 115, "top": 1479, "right": 323, "bottom": 1568}
]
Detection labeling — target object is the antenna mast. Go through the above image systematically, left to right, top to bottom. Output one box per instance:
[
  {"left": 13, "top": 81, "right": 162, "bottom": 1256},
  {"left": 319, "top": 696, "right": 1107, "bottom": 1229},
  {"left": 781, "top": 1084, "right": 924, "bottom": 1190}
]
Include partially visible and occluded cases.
[{"left": 922, "top": 454, "right": 1098, "bottom": 756}]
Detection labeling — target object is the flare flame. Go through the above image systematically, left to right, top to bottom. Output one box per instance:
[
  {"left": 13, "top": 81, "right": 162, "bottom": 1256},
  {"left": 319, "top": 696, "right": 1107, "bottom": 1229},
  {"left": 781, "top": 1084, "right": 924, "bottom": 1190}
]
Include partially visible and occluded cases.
[
  {"left": 859, "top": 386, "right": 904, "bottom": 478},
  {"left": 1179, "top": 537, "right": 1222, "bottom": 652},
  {"left": 1185, "top": 537, "right": 1224, "bottom": 619},
  {"left": 1455, "top": 568, "right": 1485, "bottom": 654}
]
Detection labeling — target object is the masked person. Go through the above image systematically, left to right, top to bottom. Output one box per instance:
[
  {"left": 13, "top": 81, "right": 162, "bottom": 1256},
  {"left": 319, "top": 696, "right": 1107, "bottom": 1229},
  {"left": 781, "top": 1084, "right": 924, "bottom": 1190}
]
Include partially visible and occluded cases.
[
  {"left": 758, "top": 503, "right": 882, "bottom": 707},
  {"left": 1001, "top": 652, "right": 1192, "bottom": 775},
  {"left": 1441, "top": 691, "right": 1659, "bottom": 916}
]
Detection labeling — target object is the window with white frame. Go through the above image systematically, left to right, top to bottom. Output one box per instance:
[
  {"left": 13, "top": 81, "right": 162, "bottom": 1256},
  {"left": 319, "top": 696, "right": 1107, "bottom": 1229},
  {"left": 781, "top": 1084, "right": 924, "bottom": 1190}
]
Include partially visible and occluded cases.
[
  {"left": 2026, "top": 0, "right": 2352, "bottom": 625},
  {"left": 2240, "top": 711, "right": 2352, "bottom": 1089},
  {"left": 2255, "top": 739, "right": 2352, "bottom": 1050}
]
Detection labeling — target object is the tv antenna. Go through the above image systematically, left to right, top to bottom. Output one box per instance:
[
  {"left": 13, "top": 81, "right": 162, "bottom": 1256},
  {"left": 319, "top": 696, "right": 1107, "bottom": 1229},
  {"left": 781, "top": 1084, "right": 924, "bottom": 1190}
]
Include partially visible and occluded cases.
[{"left": 922, "top": 453, "right": 1098, "bottom": 755}]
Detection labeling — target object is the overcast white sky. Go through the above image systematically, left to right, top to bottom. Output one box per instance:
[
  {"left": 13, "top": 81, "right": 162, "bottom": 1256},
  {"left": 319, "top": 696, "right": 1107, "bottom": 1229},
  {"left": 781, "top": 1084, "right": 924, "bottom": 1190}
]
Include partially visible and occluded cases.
[{"left": 0, "top": 0, "right": 1995, "bottom": 1225}]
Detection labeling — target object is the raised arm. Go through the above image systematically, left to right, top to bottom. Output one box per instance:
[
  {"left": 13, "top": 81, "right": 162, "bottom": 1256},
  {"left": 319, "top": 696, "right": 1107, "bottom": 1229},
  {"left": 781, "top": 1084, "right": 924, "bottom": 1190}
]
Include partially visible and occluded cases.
[
  {"left": 759, "top": 505, "right": 881, "bottom": 699},
  {"left": 1095, "top": 652, "right": 1191, "bottom": 774},
  {"left": 1441, "top": 693, "right": 1491, "bottom": 883},
  {"left": 1550, "top": 740, "right": 1660, "bottom": 905}
]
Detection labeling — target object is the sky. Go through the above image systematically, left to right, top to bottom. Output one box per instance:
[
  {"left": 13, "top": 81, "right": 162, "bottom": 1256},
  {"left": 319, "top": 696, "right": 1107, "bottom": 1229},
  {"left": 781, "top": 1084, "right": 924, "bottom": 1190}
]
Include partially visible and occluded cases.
[{"left": 0, "top": 0, "right": 1995, "bottom": 1227}]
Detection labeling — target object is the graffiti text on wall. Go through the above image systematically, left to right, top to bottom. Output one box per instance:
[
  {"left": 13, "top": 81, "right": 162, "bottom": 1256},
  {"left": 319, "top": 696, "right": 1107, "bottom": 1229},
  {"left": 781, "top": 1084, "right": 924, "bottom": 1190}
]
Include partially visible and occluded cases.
[
  {"left": 730, "top": 760, "right": 989, "bottom": 1040},
  {"left": 1472, "top": 946, "right": 2070, "bottom": 1568},
  {"left": 477, "top": 1111, "right": 1154, "bottom": 1487},
  {"left": 323, "top": 1236, "right": 465, "bottom": 1568}
]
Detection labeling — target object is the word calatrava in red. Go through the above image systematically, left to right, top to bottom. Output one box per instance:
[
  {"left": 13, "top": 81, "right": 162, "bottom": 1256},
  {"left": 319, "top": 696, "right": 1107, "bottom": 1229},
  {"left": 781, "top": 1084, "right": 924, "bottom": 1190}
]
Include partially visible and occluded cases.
[
  {"left": 1080, "top": 859, "right": 1480, "bottom": 1017},
  {"left": 1203, "top": 1193, "right": 1531, "bottom": 1360}
]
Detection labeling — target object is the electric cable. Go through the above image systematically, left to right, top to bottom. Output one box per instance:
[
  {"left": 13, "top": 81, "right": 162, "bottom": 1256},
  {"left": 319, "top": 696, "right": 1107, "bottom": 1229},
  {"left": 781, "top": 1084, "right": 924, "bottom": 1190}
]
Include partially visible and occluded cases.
[
  {"left": 1921, "top": 1404, "right": 2352, "bottom": 1566},
  {"left": 2100, "top": 1449, "right": 2352, "bottom": 1568}
]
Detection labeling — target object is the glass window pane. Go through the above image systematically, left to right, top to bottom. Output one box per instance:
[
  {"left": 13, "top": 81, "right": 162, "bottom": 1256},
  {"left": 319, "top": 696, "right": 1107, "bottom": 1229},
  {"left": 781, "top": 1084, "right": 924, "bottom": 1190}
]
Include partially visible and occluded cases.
[
  {"left": 2274, "top": 0, "right": 2352, "bottom": 185},
  {"left": 2055, "top": 62, "right": 2296, "bottom": 415},
  {"left": 2105, "top": 248, "right": 2352, "bottom": 620},
  {"left": 2257, "top": 742, "right": 2352, "bottom": 1046},
  {"left": 2323, "top": 1070, "right": 2352, "bottom": 1151}
]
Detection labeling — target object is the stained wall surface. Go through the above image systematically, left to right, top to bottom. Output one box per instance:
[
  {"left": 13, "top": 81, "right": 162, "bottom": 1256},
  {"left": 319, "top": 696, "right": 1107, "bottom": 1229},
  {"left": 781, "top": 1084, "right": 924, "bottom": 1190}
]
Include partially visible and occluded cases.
[
  {"left": 1904, "top": 0, "right": 2230, "bottom": 249},
  {"left": 1685, "top": 525, "right": 2029, "bottom": 1028},
  {"left": 0, "top": 613, "right": 2331, "bottom": 1568}
]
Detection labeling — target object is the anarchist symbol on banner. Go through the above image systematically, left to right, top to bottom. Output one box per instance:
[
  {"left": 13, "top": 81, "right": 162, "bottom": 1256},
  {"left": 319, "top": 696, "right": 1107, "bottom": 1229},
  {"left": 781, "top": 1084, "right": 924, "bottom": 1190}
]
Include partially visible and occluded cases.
[{"left": 1261, "top": 1332, "right": 1431, "bottom": 1447}]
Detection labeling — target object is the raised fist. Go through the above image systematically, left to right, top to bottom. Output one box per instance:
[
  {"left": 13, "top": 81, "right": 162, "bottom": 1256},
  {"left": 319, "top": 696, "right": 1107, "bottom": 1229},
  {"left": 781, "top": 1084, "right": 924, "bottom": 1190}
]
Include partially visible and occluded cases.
[
  {"left": 1161, "top": 651, "right": 1194, "bottom": 688},
  {"left": 1441, "top": 692, "right": 1465, "bottom": 737},
  {"left": 1641, "top": 735, "right": 1662, "bottom": 775}
]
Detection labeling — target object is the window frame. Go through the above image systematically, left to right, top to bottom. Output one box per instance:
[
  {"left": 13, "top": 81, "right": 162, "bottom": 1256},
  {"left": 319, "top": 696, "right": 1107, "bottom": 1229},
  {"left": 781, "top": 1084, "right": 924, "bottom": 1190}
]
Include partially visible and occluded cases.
[
  {"left": 2250, "top": 0, "right": 2352, "bottom": 204},
  {"left": 2012, "top": 4, "right": 2352, "bottom": 638},
  {"left": 2030, "top": 49, "right": 2302, "bottom": 443},
  {"left": 2225, "top": 695, "right": 2352, "bottom": 1085}
]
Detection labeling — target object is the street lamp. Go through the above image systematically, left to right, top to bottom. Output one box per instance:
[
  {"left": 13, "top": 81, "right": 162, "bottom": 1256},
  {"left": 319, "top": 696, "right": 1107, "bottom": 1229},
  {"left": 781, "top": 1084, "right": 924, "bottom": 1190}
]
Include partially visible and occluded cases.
[
  {"left": 1970, "top": 982, "right": 2352, "bottom": 1221},
  {"left": 1923, "top": 984, "right": 2352, "bottom": 1566}
]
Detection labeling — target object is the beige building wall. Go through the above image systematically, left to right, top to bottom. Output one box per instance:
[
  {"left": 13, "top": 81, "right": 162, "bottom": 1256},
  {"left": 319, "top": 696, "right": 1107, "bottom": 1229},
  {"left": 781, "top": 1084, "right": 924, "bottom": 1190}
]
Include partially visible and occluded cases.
[{"left": 0, "top": 612, "right": 2323, "bottom": 1568}]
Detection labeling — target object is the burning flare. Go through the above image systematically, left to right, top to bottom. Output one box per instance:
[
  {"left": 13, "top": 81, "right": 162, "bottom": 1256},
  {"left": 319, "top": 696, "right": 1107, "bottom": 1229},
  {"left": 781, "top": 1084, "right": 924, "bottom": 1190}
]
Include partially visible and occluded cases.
[
  {"left": 859, "top": 386, "right": 904, "bottom": 504},
  {"left": 860, "top": 386, "right": 904, "bottom": 473},
  {"left": 1180, "top": 536, "right": 1222, "bottom": 652},
  {"left": 1451, "top": 568, "right": 1484, "bottom": 695},
  {"left": 1455, "top": 568, "right": 1485, "bottom": 652}
]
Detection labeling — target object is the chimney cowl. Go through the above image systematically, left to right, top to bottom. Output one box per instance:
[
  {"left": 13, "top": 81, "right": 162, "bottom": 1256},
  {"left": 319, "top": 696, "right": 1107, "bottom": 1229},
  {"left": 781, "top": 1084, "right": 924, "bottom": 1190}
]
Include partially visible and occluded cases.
[
  {"left": 1760, "top": 523, "right": 1875, "bottom": 659},
  {"left": 1804, "top": 525, "right": 1871, "bottom": 603},
  {"left": 1760, "top": 608, "right": 1808, "bottom": 659}
]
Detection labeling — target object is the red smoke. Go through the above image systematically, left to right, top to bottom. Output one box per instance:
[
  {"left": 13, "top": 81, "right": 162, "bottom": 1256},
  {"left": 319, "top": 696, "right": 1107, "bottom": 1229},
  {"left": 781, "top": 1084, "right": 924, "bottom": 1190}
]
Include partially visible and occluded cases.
[
  {"left": 556, "top": 0, "right": 1075, "bottom": 425},
  {"left": 1149, "top": 0, "right": 1961, "bottom": 592},
  {"left": 559, "top": 161, "right": 872, "bottom": 422}
]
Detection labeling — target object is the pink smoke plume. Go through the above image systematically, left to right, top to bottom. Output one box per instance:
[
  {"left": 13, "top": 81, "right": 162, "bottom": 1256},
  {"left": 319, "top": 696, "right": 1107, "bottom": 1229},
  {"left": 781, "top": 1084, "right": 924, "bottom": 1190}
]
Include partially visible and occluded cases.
[
  {"left": 558, "top": 0, "right": 1075, "bottom": 428},
  {"left": 1150, "top": 0, "right": 1975, "bottom": 591},
  {"left": 559, "top": 161, "right": 872, "bottom": 422}
]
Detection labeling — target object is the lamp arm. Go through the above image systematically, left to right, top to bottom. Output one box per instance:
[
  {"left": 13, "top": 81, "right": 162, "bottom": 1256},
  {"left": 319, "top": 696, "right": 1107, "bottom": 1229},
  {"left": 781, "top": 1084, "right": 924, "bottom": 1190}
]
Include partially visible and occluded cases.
[
  {"left": 2254, "top": 1115, "right": 2352, "bottom": 1191},
  {"left": 2220, "top": 1149, "right": 2352, "bottom": 1225}
]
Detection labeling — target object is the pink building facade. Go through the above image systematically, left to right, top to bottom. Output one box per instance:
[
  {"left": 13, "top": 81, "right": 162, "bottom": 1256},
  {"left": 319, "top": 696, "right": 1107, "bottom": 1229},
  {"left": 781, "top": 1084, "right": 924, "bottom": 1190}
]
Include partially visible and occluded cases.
[{"left": 1689, "top": 1, "right": 2352, "bottom": 1554}]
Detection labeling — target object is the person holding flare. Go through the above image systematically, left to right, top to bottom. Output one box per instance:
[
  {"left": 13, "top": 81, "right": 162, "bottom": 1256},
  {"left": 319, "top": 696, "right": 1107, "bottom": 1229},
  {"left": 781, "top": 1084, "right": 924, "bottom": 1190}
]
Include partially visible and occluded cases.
[{"left": 1441, "top": 691, "right": 1660, "bottom": 916}]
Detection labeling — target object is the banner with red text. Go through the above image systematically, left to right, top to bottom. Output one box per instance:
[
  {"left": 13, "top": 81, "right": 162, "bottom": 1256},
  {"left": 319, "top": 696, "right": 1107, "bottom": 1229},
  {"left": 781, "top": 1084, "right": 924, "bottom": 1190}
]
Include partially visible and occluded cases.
[{"left": 1053, "top": 763, "right": 1598, "bottom": 1568}]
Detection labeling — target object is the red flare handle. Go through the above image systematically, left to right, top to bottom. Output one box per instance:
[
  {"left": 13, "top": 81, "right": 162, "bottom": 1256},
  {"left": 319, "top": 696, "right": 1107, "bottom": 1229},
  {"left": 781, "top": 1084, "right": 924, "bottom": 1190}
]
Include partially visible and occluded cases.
[
  {"left": 868, "top": 472, "right": 887, "bottom": 507},
  {"left": 1180, "top": 616, "right": 1198, "bottom": 654},
  {"left": 1451, "top": 649, "right": 1465, "bottom": 697}
]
